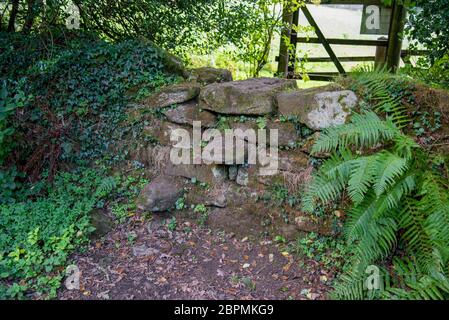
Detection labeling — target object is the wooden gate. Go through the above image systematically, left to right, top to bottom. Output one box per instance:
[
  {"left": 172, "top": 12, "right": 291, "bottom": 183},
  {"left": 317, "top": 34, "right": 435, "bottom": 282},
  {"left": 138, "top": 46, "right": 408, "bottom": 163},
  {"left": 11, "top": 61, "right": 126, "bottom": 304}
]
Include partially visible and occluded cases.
[{"left": 277, "top": 0, "right": 420, "bottom": 81}]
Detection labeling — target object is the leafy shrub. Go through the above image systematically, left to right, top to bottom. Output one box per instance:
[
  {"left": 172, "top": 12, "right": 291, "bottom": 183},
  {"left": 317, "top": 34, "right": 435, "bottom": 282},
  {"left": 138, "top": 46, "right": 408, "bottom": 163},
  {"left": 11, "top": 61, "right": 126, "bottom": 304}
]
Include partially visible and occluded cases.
[
  {"left": 405, "top": 0, "right": 449, "bottom": 64},
  {"left": 0, "top": 31, "right": 176, "bottom": 178},
  {"left": 0, "top": 31, "right": 167, "bottom": 299},
  {"left": 403, "top": 55, "right": 449, "bottom": 89},
  {"left": 0, "top": 79, "right": 33, "bottom": 165},
  {"left": 302, "top": 111, "right": 449, "bottom": 299},
  {"left": 0, "top": 167, "right": 24, "bottom": 204},
  {"left": 0, "top": 169, "right": 114, "bottom": 299}
]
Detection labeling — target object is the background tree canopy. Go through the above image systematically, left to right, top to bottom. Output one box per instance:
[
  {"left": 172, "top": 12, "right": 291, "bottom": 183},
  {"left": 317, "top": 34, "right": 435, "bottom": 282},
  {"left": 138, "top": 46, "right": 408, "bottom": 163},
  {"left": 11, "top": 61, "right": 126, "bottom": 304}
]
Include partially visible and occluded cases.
[
  {"left": 0, "top": 0, "right": 281, "bottom": 57},
  {"left": 405, "top": 0, "right": 449, "bottom": 63}
]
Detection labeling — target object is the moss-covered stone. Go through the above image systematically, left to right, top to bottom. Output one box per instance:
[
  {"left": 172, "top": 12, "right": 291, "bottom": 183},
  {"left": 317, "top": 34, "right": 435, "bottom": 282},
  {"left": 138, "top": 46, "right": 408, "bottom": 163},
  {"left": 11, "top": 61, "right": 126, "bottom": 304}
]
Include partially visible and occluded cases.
[
  {"left": 189, "top": 67, "right": 233, "bottom": 85},
  {"left": 199, "top": 77, "right": 297, "bottom": 115},
  {"left": 142, "top": 82, "right": 201, "bottom": 109},
  {"left": 277, "top": 84, "right": 358, "bottom": 131}
]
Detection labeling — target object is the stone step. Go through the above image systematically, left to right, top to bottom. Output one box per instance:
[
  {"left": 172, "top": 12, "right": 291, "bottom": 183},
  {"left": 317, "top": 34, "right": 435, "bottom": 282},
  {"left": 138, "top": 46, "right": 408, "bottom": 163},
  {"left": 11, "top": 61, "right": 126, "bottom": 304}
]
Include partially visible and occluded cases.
[
  {"left": 188, "top": 67, "right": 233, "bottom": 85},
  {"left": 199, "top": 77, "right": 297, "bottom": 115},
  {"left": 142, "top": 82, "right": 201, "bottom": 109},
  {"left": 277, "top": 84, "right": 358, "bottom": 130},
  {"left": 163, "top": 100, "right": 216, "bottom": 128}
]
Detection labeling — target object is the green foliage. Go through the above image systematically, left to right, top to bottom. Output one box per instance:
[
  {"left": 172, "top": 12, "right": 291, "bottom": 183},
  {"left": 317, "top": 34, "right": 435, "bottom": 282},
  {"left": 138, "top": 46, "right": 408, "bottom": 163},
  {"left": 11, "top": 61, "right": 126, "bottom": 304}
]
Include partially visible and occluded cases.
[
  {"left": 1, "top": 0, "right": 298, "bottom": 65},
  {"left": 78, "top": 0, "right": 252, "bottom": 56},
  {"left": 224, "top": 0, "right": 285, "bottom": 77},
  {"left": 405, "top": 0, "right": 449, "bottom": 64},
  {"left": 402, "top": 1, "right": 449, "bottom": 88},
  {"left": 0, "top": 31, "right": 174, "bottom": 175},
  {"left": 0, "top": 32, "right": 158, "bottom": 299},
  {"left": 403, "top": 55, "right": 449, "bottom": 89},
  {"left": 349, "top": 66, "right": 414, "bottom": 127},
  {"left": 0, "top": 79, "right": 33, "bottom": 165},
  {"left": 412, "top": 110, "right": 442, "bottom": 137},
  {"left": 302, "top": 112, "right": 449, "bottom": 299},
  {"left": 256, "top": 117, "right": 268, "bottom": 130},
  {"left": 0, "top": 167, "right": 24, "bottom": 204},
  {"left": 0, "top": 169, "right": 113, "bottom": 299},
  {"left": 261, "top": 184, "right": 299, "bottom": 208},
  {"left": 175, "top": 196, "right": 186, "bottom": 210},
  {"left": 111, "top": 203, "right": 132, "bottom": 223},
  {"left": 194, "top": 204, "right": 209, "bottom": 226},
  {"left": 166, "top": 217, "right": 177, "bottom": 232},
  {"left": 293, "top": 232, "right": 350, "bottom": 272}
]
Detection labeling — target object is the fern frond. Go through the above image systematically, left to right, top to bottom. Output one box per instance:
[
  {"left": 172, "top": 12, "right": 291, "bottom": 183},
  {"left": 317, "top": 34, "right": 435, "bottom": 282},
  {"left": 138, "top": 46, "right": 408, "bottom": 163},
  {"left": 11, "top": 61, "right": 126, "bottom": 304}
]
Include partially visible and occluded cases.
[
  {"left": 350, "top": 67, "right": 411, "bottom": 128},
  {"left": 302, "top": 83, "right": 449, "bottom": 299},
  {"left": 312, "top": 111, "right": 399, "bottom": 155},
  {"left": 392, "top": 133, "right": 420, "bottom": 159},
  {"left": 320, "top": 150, "right": 355, "bottom": 181},
  {"left": 373, "top": 151, "right": 408, "bottom": 197},
  {"left": 347, "top": 155, "right": 377, "bottom": 204},
  {"left": 420, "top": 172, "right": 449, "bottom": 246},
  {"left": 301, "top": 173, "right": 345, "bottom": 213},
  {"left": 384, "top": 174, "right": 416, "bottom": 210},
  {"left": 95, "top": 176, "right": 117, "bottom": 197},
  {"left": 345, "top": 191, "right": 379, "bottom": 241},
  {"left": 399, "top": 198, "right": 437, "bottom": 273},
  {"left": 356, "top": 217, "right": 398, "bottom": 264},
  {"left": 382, "top": 258, "right": 449, "bottom": 300},
  {"left": 331, "top": 269, "right": 367, "bottom": 300}
]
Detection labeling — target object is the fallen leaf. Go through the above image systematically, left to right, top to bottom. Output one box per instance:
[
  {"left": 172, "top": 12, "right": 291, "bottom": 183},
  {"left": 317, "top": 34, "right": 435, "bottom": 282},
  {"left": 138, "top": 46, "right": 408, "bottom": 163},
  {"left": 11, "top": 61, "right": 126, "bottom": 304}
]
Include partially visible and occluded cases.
[
  {"left": 334, "top": 210, "right": 344, "bottom": 218},
  {"left": 283, "top": 263, "right": 292, "bottom": 272},
  {"left": 307, "top": 292, "right": 320, "bottom": 300}
]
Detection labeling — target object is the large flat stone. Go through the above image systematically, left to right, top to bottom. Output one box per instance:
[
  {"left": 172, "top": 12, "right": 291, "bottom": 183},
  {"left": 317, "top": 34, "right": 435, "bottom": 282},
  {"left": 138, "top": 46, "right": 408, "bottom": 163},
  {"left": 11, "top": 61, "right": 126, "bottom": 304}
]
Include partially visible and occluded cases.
[
  {"left": 189, "top": 67, "right": 233, "bottom": 85},
  {"left": 199, "top": 77, "right": 297, "bottom": 115},
  {"left": 142, "top": 82, "right": 201, "bottom": 109},
  {"left": 277, "top": 85, "right": 358, "bottom": 130},
  {"left": 164, "top": 101, "right": 216, "bottom": 127},
  {"left": 143, "top": 120, "right": 193, "bottom": 147},
  {"left": 228, "top": 120, "right": 299, "bottom": 147},
  {"left": 266, "top": 120, "right": 299, "bottom": 147},
  {"left": 234, "top": 149, "right": 311, "bottom": 187},
  {"left": 165, "top": 163, "right": 227, "bottom": 185},
  {"left": 136, "top": 176, "right": 183, "bottom": 213}
]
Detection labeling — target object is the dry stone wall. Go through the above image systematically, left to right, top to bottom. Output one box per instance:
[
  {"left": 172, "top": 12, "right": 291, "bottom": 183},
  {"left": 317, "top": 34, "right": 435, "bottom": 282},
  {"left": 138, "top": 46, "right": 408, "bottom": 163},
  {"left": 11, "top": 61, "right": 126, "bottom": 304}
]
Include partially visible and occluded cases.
[{"left": 132, "top": 68, "right": 357, "bottom": 239}]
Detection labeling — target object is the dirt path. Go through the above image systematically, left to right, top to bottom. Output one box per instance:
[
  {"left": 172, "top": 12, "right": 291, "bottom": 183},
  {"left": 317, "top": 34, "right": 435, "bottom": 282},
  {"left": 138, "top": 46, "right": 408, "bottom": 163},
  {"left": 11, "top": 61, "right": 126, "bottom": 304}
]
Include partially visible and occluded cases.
[{"left": 59, "top": 214, "right": 331, "bottom": 300}]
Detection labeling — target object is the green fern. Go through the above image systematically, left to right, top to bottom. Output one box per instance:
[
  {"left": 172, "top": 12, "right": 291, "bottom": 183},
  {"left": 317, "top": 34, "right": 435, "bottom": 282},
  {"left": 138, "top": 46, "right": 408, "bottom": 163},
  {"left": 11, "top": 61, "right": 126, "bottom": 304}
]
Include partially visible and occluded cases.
[
  {"left": 349, "top": 66, "right": 412, "bottom": 128},
  {"left": 312, "top": 111, "right": 399, "bottom": 155},
  {"left": 303, "top": 112, "right": 449, "bottom": 300},
  {"left": 95, "top": 176, "right": 117, "bottom": 198}
]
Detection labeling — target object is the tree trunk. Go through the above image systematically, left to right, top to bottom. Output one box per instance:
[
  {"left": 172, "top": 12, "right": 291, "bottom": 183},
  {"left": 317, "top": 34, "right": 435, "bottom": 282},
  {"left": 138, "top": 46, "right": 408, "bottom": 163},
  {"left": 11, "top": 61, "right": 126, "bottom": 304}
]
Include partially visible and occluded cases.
[
  {"left": 7, "top": 0, "right": 20, "bottom": 32},
  {"left": 23, "top": 0, "right": 38, "bottom": 34},
  {"left": 277, "top": 2, "right": 294, "bottom": 77}
]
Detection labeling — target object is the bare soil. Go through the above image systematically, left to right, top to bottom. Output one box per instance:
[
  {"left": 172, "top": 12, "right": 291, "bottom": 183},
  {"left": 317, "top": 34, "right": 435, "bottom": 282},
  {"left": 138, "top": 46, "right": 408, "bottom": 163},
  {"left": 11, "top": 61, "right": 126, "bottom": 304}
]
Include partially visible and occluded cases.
[{"left": 58, "top": 213, "right": 332, "bottom": 300}]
